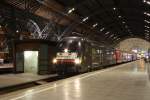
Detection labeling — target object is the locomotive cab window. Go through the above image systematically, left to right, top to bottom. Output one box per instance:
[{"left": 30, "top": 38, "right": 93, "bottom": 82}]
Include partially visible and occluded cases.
[{"left": 59, "top": 40, "right": 82, "bottom": 54}]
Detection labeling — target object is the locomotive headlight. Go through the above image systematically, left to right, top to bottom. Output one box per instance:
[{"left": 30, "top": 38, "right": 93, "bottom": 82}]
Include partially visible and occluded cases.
[
  {"left": 64, "top": 48, "right": 68, "bottom": 53},
  {"left": 146, "top": 56, "right": 149, "bottom": 59},
  {"left": 53, "top": 58, "right": 57, "bottom": 64},
  {"left": 74, "top": 58, "right": 81, "bottom": 64}
]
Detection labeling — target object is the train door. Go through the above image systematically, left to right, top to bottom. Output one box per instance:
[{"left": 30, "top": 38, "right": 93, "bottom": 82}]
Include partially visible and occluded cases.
[
  {"left": 83, "top": 42, "right": 92, "bottom": 71},
  {"left": 91, "top": 47, "right": 101, "bottom": 68},
  {"left": 99, "top": 48, "right": 104, "bottom": 65},
  {"left": 103, "top": 48, "right": 109, "bottom": 66}
]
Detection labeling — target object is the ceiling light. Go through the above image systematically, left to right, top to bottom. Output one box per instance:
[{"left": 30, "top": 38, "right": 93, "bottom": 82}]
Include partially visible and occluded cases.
[
  {"left": 143, "top": 0, "right": 150, "bottom": 5},
  {"left": 113, "top": 7, "right": 116, "bottom": 10},
  {"left": 68, "top": 8, "right": 75, "bottom": 14},
  {"left": 144, "top": 12, "right": 150, "bottom": 16},
  {"left": 118, "top": 16, "right": 122, "bottom": 18},
  {"left": 82, "top": 17, "right": 89, "bottom": 22},
  {"left": 144, "top": 20, "right": 150, "bottom": 23},
  {"left": 122, "top": 21, "right": 125, "bottom": 24},
  {"left": 93, "top": 23, "right": 98, "bottom": 28},
  {"left": 145, "top": 26, "right": 150, "bottom": 28},
  {"left": 100, "top": 28, "right": 105, "bottom": 32},
  {"left": 145, "top": 30, "right": 149, "bottom": 32},
  {"left": 105, "top": 32, "right": 110, "bottom": 35},
  {"left": 110, "top": 34, "right": 114, "bottom": 38},
  {"left": 113, "top": 37, "right": 117, "bottom": 39},
  {"left": 117, "top": 38, "right": 120, "bottom": 40}
]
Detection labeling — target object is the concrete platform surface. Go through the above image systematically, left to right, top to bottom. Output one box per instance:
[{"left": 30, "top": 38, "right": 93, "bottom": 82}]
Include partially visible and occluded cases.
[
  {"left": 1, "top": 60, "right": 150, "bottom": 100},
  {"left": 0, "top": 73, "right": 57, "bottom": 89}
]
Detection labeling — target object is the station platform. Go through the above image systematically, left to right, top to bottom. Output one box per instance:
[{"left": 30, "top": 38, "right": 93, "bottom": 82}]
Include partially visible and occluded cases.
[
  {"left": 1, "top": 60, "right": 150, "bottom": 100},
  {"left": 0, "top": 64, "right": 13, "bottom": 69},
  {"left": 0, "top": 64, "right": 14, "bottom": 74},
  {"left": 0, "top": 73, "right": 57, "bottom": 89}
]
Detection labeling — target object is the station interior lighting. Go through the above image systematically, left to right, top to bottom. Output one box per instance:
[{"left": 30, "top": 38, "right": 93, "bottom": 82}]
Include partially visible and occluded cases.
[
  {"left": 143, "top": 0, "right": 150, "bottom": 5},
  {"left": 113, "top": 7, "right": 116, "bottom": 10},
  {"left": 68, "top": 8, "right": 75, "bottom": 14},
  {"left": 144, "top": 12, "right": 150, "bottom": 16},
  {"left": 118, "top": 16, "right": 122, "bottom": 18},
  {"left": 82, "top": 17, "right": 89, "bottom": 22},
  {"left": 144, "top": 20, "right": 150, "bottom": 23},
  {"left": 93, "top": 23, "right": 98, "bottom": 28},
  {"left": 145, "top": 25, "right": 150, "bottom": 28},
  {"left": 100, "top": 28, "right": 105, "bottom": 32},
  {"left": 145, "top": 30, "right": 149, "bottom": 32},
  {"left": 105, "top": 32, "right": 110, "bottom": 35},
  {"left": 145, "top": 33, "right": 149, "bottom": 39},
  {"left": 145, "top": 33, "right": 149, "bottom": 37},
  {"left": 109, "top": 34, "right": 114, "bottom": 38},
  {"left": 113, "top": 36, "right": 117, "bottom": 39},
  {"left": 116, "top": 38, "right": 120, "bottom": 40},
  {"left": 132, "top": 49, "right": 138, "bottom": 53}
]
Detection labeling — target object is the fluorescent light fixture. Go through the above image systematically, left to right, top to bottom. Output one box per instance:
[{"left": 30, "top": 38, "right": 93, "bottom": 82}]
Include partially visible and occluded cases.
[
  {"left": 143, "top": 0, "right": 150, "bottom": 5},
  {"left": 113, "top": 7, "right": 116, "bottom": 10},
  {"left": 68, "top": 8, "right": 75, "bottom": 14},
  {"left": 144, "top": 12, "right": 150, "bottom": 16},
  {"left": 118, "top": 16, "right": 122, "bottom": 18},
  {"left": 82, "top": 17, "right": 89, "bottom": 22},
  {"left": 144, "top": 20, "right": 150, "bottom": 23},
  {"left": 93, "top": 23, "right": 98, "bottom": 28},
  {"left": 145, "top": 26, "right": 150, "bottom": 28},
  {"left": 100, "top": 28, "right": 105, "bottom": 32},
  {"left": 145, "top": 29, "right": 149, "bottom": 31},
  {"left": 145, "top": 30, "right": 149, "bottom": 32},
  {"left": 105, "top": 32, "right": 110, "bottom": 35},
  {"left": 145, "top": 33, "right": 149, "bottom": 35},
  {"left": 110, "top": 34, "right": 114, "bottom": 38},
  {"left": 113, "top": 36, "right": 117, "bottom": 39},
  {"left": 117, "top": 38, "right": 120, "bottom": 40}
]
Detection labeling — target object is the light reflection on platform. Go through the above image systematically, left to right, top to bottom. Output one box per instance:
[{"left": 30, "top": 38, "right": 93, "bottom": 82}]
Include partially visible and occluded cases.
[{"left": 1, "top": 60, "right": 150, "bottom": 100}]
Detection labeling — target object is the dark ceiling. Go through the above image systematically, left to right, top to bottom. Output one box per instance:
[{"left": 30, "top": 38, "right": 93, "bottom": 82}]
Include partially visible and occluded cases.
[
  {"left": 1, "top": 0, "right": 150, "bottom": 43},
  {"left": 56, "top": 0, "right": 149, "bottom": 42}
]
